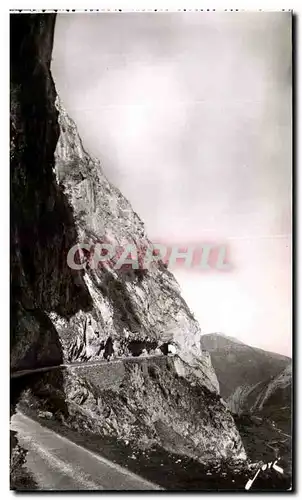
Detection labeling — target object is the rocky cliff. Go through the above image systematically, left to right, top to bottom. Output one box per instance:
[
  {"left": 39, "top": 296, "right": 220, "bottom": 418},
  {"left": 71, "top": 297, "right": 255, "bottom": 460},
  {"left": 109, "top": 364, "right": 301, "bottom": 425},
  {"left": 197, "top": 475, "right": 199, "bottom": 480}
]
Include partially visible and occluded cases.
[
  {"left": 10, "top": 13, "right": 246, "bottom": 468},
  {"left": 11, "top": 14, "right": 93, "bottom": 372},
  {"left": 49, "top": 99, "right": 219, "bottom": 392},
  {"left": 17, "top": 356, "right": 246, "bottom": 463}
]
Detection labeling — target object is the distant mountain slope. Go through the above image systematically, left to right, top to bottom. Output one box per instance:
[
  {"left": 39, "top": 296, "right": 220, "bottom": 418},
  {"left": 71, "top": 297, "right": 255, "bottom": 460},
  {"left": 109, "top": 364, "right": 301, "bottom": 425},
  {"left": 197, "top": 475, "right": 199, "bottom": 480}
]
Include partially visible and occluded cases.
[
  {"left": 200, "top": 333, "right": 291, "bottom": 411},
  {"left": 201, "top": 333, "right": 292, "bottom": 465},
  {"left": 233, "top": 364, "right": 292, "bottom": 468},
  {"left": 249, "top": 364, "right": 292, "bottom": 433}
]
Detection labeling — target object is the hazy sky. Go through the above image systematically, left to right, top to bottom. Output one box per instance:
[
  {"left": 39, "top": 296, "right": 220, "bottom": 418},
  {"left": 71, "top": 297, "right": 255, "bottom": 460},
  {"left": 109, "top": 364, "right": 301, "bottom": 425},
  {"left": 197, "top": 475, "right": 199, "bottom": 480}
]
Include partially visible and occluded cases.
[{"left": 52, "top": 12, "right": 292, "bottom": 356}]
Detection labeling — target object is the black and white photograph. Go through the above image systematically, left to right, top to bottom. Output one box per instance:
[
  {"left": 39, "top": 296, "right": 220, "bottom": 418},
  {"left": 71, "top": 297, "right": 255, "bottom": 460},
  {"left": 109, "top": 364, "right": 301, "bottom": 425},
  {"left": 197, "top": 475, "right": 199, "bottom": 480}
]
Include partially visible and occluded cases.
[{"left": 10, "top": 10, "right": 292, "bottom": 491}]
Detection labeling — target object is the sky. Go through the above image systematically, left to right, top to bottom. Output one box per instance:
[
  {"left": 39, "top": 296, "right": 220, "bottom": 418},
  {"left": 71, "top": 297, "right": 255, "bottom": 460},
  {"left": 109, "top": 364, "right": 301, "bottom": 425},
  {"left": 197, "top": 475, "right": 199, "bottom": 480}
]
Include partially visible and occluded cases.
[{"left": 52, "top": 12, "right": 292, "bottom": 356}]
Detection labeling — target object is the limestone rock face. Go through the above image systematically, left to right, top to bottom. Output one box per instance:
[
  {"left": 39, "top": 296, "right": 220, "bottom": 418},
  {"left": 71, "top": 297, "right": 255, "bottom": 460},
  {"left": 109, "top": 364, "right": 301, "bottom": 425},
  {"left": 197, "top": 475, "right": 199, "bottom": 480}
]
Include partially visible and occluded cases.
[
  {"left": 11, "top": 13, "right": 248, "bottom": 466},
  {"left": 10, "top": 14, "right": 219, "bottom": 395},
  {"left": 11, "top": 14, "right": 92, "bottom": 371},
  {"left": 51, "top": 101, "right": 219, "bottom": 393},
  {"left": 18, "top": 357, "right": 246, "bottom": 463}
]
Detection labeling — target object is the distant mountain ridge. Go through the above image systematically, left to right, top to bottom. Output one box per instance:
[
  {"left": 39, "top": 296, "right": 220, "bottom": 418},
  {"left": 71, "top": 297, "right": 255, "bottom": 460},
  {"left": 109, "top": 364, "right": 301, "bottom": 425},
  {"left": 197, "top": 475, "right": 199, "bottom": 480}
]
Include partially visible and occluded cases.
[
  {"left": 201, "top": 332, "right": 288, "bottom": 356},
  {"left": 201, "top": 332, "right": 246, "bottom": 348},
  {"left": 200, "top": 333, "right": 291, "bottom": 416},
  {"left": 203, "top": 334, "right": 293, "bottom": 473}
]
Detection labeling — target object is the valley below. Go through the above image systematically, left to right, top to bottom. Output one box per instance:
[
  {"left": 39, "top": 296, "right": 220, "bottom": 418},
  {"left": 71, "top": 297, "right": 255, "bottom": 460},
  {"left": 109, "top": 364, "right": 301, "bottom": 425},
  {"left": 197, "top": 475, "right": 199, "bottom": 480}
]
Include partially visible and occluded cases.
[{"left": 201, "top": 333, "right": 292, "bottom": 486}]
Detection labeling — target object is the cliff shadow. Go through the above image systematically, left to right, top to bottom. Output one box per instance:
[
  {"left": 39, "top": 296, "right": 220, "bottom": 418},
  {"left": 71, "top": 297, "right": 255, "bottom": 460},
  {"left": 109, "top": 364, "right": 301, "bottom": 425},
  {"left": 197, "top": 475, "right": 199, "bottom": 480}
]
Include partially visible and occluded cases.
[{"left": 10, "top": 14, "right": 94, "bottom": 488}]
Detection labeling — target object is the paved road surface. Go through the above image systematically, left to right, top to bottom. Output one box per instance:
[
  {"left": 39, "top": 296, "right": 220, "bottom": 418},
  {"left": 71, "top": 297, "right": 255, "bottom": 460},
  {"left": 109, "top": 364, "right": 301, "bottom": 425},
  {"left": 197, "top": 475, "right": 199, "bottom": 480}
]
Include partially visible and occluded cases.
[
  {"left": 11, "top": 353, "right": 170, "bottom": 379},
  {"left": 11, "top": 412, "right": 163, "bottom": 491}
]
